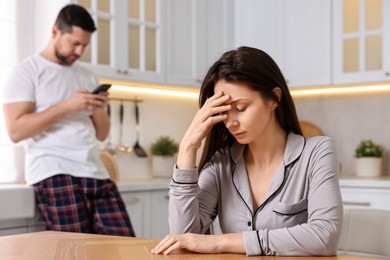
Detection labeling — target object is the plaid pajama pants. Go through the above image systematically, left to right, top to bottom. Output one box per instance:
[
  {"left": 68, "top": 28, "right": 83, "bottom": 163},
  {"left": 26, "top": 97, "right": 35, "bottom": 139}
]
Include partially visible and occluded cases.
[{"left": 33, "top": 174, "right": 135, "bottom": 237}]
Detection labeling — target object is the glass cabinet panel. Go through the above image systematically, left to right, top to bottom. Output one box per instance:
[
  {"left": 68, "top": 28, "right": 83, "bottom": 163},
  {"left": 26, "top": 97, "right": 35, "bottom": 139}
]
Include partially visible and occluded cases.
[
  {"left": 76, "top": 0, "right": 113, "bottom": 67},
  {"left": 78, "top": 0, "right": 91, "bottom": 9},
  {"left": 97, "top": 0, "right": 110, "bottom": 13},
  {"left": 127, "top": 0, "right": 158, "bottom": 72},
  {"left": 129, "top": 0, "right": 140, "bottom": 19},
  {"left": 145, "top": 0, "right": 156, "bottom": 22},
  {"left": 342, "top": 0, "right": 383, "bottom": 73},
  {"left": 343, "top": 0, "right": 359, "bottom": 33},
  {"left": 365, "top": 0, "right": 381, "bottom": 30},
  {"left": 98, "top": 19, "right": 110, "bottom": 65},
  {"left": 128, "top": 25, "right": 140, "bottom": 69},
  {"left": 145, "top": 28, "right": 156, "bottom": 71},
  {"left": 365, "top": 35, "right": 382, "bottom": 70},
  {"left": 344, "top": 39, "right": 359, "bottom": 72},
  {"left": 80, "top": 42, "right": 92, "bottom": 63}
]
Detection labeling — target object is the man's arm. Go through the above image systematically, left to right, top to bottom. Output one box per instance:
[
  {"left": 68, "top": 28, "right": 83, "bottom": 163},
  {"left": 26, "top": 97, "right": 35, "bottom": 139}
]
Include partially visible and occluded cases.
[
  {"left": 3, "top": 90, "right": 104, "bottom": 143},
  {"left": 90, "top": 101, "right": 110, "bottom": 141}
]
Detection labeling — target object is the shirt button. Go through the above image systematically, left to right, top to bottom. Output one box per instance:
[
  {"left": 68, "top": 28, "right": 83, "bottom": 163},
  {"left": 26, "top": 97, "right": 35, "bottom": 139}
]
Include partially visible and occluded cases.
[{"left": 247, "top": 221, "right": 251, "bottom": 227}]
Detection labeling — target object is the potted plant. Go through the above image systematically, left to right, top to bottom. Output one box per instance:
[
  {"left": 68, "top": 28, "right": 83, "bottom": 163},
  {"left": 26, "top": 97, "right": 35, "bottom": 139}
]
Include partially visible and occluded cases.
[
  {"left": 150, "top": 136, "right": 179, "bottom": 178},
  {"left": 354, "top": 139, "right": 384, "bottom": 177}
]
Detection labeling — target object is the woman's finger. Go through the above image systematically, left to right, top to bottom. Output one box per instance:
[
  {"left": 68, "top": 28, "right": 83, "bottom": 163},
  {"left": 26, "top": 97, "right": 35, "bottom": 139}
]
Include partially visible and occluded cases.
[
  {"left": 151, "top": 235, "right": 176, "bottom": 254},
  {"left": 163, "top": 241, "right": 183, "bottom": 255}
]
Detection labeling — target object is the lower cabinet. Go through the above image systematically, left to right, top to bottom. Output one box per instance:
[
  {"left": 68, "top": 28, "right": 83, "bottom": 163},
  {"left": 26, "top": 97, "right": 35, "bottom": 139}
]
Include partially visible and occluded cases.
[
  {"left": 339, "top": 179, "right": 390, "bottom": 210},
  {"left": 340, "top": 187, "right": 390, "bottom": 210},
  {"left": 122, "top": 189, "right": 169, "bottom": 239},
  {"left": 150, "top": 190, "right": 170, "bottom": 239},
  {"left": 0, "top": 213, "right": 44, "bottom": 237}
]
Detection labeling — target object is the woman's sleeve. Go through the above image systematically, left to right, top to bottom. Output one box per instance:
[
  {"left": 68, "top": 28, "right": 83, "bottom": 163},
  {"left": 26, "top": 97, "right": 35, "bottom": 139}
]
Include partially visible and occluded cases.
[
  {"left": 243, "top": 138, "right": 344, "bottom": 256},
  {"left": 168, "top": 163, "right": 219, "bottom": 235}
]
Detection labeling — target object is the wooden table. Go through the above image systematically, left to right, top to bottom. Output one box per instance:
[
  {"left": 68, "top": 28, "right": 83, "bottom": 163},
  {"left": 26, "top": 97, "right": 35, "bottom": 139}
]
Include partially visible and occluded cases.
[{"left": 0, "top": 231, "right": 381, "bottom": 260}]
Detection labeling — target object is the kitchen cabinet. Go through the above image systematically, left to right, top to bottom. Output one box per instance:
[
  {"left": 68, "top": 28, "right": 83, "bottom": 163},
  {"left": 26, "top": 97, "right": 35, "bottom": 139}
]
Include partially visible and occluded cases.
[
  {"left": 75, "top": 0, "right": 165, "bottom": 83},
  {"left": 165, "top": 0, "right": 234, "bottom": 87},
  {"left": 234, "top": 0, "right": 332, "bottom": 88},
  {"left": 333, "top": 0, "right": 390, "bottom": 84},
  {"left": 339, "top": 178, "right": 390, "bottom": 210},
  {"left": 118, "top": 179, "right": 170, "bottom": 239},
  {"left": 122, "top": 189, "right": 170, "bottom": 239},
  {"left": 150, "top": 189, "right": 169, "bottom": 239},
  {"left": 122, "top": 191, "right": 151, "bottom": 238},
  {"left": 0, "top": 214, "right": 44, "bottom": 237}
]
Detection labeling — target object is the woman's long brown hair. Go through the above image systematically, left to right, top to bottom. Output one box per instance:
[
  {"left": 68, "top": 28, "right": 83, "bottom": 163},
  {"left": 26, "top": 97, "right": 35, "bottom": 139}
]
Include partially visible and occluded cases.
[{"left": 198, "top": 46, "right": 302, "bottom": 171}]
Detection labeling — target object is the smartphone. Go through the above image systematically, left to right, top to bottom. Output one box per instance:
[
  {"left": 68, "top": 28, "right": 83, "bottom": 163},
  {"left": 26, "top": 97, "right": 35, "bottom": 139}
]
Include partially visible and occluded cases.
[{"left": 92, "top": 84, "right": 112, "bottom": 94}]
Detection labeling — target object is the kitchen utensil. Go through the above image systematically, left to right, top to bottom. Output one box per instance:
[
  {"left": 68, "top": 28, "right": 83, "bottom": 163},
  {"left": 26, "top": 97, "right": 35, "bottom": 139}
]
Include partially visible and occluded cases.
[
  {"left": 116, "top": 101, "right": 132, "bottom": 153},
  {"left": 133, "top": 102, "right": 147, "bottom": 157},
  {"left": 105, "top": 103, "right": 116, "bottom": 155},
  {"left": 100, "top": 149, "right": 119, "bottom": 182}
]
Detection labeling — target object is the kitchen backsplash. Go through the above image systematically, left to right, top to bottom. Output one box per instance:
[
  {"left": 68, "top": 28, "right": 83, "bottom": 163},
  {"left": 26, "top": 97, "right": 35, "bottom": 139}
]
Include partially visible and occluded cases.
[
  {"left": 3, "top": 85, "right": 389, "bottom": 183},
  {"left": 108, "top": 87, "right": 390, "bottom": 180},
  {"left": 105, "top": 89, "right": 198, "bottom": 180},
  {"left": 294, "top": 92, "right": 390, "bottom": 177}
]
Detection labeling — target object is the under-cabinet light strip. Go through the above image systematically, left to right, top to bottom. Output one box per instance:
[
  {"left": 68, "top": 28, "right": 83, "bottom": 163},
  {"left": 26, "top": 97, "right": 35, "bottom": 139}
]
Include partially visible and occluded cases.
[
  {"left": 109, "top": 83, "right": 390, "bottom": 98},
  {"left": 290, "top": 84, "right": 390, "bottom": 96},
  {"left": 111, "top": 85, "right": 199, "bottom": 98}
]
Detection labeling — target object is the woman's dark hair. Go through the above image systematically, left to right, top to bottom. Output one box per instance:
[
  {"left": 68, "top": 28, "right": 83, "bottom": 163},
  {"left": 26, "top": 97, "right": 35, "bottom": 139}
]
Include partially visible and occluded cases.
[
  {"left": 55, "top": 4, "right": 96, "bottom": 33},
  {"left": 198, "top": 46, "right": 302, "bottom": 171}
]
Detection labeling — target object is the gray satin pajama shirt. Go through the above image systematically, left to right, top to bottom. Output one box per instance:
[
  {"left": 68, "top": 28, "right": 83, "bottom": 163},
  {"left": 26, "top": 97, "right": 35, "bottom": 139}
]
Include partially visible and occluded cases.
[{"left": 168, "top": 133, "right": 343, "bottom": 256}]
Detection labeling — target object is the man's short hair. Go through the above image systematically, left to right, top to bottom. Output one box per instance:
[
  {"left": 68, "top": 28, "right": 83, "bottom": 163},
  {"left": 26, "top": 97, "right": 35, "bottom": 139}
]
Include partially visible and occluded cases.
[{"left": 55, "top": 4, "right": 96, "bottom": 33}]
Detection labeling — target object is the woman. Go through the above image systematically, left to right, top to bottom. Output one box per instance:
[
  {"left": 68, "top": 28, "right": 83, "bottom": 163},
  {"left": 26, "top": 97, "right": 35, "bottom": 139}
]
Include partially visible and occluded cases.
[{"left": 151, "top": 46, "right": 343, "bottom": 256}]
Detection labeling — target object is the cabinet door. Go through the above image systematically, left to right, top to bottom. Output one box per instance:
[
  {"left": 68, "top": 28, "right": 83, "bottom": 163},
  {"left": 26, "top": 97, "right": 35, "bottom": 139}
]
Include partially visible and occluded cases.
[
  {"left": 76, "top": 0, "right": 164, "bottom": 82},
  {"left": 77, "top": 0, "right": 118, "bottom": 77},
  {"left": 118, "top": 0, "right": 165, "bottom": 83},
  {"left": 165, "top": 0, "right": 196, "bottom": 86},
  {"left": 166, "top": 0, "right": 232, "bottom": 87},
  {"left": 194, "top": 0, "right": 234, "bottom": 84},
  {"left": 234, "top": 0, "right": 331, "bottom": 88},
  {"left": 234, "top": 0, "right": 283, "bottom": 66},
  {"left": 282, "top": 0, "right": 331, "bottom": 87},
  {"left": 333, "top": 0, "right": 390, "bottom": 84},
  {"left": 340, "top": 187, "right": 390, "bottom": 210},
  {"left": 150, "top": 189, "right": 170, "bottom": 239},
  {"left": 122, "top": 191, "right": 151, "bottom": 238}
]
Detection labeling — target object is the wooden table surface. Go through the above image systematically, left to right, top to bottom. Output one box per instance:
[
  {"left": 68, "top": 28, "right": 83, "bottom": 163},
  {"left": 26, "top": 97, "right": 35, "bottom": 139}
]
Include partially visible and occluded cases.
[{"left": 0, "top": 231, "right": 381, "bottom": 260}]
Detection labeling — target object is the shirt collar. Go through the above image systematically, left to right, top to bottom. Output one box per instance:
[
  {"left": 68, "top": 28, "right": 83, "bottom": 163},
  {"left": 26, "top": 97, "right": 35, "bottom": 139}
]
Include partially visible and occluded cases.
[{"left": 229, "top": 132, "right": 305, "bottom": 166}]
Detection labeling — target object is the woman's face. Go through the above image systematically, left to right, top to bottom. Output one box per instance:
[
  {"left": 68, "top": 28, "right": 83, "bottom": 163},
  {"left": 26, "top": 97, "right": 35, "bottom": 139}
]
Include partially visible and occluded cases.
[{"left": 214, "top": 80, "right": 278, "bottom": 144}]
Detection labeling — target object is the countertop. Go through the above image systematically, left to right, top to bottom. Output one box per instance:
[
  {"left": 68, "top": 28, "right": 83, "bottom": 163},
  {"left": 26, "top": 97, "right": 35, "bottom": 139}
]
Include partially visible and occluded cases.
[
  {"left": 339, "top": 176, "right": 390, "bottom": 189},
  {"left": 0, "top": 177, "right": 171, "bottom": 221},
  {"left": 0, "top": 231, "right": 381, "bottom": 260}
]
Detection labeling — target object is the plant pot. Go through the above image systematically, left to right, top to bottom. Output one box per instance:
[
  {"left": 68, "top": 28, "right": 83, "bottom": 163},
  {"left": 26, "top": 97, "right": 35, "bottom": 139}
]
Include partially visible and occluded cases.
[
  {"left": 152, "top": 155, "right": 176, "bottom": 178},
  {"left": 355, "top": 157, "right": 382, "bottom": 177}
]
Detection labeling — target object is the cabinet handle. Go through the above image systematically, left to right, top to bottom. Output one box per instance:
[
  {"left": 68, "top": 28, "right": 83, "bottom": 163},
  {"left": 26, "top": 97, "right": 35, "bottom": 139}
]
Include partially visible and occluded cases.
[
  {"left": 117, "top": 69, "right": 122, "bottom": 74},
  {"left": 123, "top": 70, "right": 128, "bottom": 75},
  {"left": 386, "top": 72, "right": 390, "bottom": 77},
  {"left": 124, "top": 197, "right": 140, "bottom": 204},
  {"left": 343, "top": 201, "right": 371, "bottom": 207}
]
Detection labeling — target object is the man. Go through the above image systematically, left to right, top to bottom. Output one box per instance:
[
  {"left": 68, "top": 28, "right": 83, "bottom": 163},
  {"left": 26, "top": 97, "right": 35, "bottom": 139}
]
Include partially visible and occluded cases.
[{"left": 2, "top": 4, "right": 135, "bottom": 237}]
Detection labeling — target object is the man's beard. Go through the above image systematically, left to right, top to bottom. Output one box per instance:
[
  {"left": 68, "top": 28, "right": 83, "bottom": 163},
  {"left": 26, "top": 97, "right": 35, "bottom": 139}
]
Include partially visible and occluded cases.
[{"left": 54, "top": 44, "right": 79, "bottom": 66}]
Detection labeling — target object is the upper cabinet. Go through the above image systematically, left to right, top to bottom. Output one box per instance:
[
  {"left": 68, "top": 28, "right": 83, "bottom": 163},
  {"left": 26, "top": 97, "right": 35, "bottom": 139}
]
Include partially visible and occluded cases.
[
  {"left": 76, "top": 0, "right": 165, "bottom": 83},
  {"left": 76, "top": 0, "right": 233, "bottom": 87},
  {"left": 165, "top": 0, "right": 234, "bottom": 87},
  {"left": 234, "top": 0, "right": 332, "bottom": 88},
  {"left": 333, "top": 0, "right": 390, "bottom": 84},
  {"left": 35, "top": 1, "right": 390, "bottom": 88}
]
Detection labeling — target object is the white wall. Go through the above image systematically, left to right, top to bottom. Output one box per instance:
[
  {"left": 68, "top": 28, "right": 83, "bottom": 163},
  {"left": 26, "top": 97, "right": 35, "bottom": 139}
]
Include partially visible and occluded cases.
[{"left": 294, "top": 93, "right": 390, "bottom": 177}]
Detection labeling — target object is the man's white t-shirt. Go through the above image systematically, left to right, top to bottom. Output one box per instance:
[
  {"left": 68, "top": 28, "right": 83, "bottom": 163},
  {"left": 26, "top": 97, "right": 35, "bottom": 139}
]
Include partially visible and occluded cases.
[{"left": 3, "top": 54, "right": 109, "bottom": 185}]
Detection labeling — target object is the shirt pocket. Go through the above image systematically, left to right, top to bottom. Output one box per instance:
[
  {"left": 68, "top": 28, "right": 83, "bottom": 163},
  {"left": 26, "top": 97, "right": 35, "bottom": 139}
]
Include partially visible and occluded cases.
[{"left": 272, "top": 199, "right": 308, "bottom": 227}]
